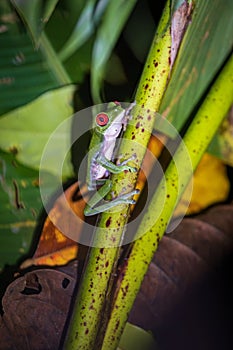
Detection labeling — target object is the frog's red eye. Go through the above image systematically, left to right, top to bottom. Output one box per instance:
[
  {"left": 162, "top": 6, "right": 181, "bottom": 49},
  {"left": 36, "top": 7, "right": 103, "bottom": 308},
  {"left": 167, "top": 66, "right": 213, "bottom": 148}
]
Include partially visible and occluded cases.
[{"left": 96, "top": 113, "right": 109, "bottom": 126}]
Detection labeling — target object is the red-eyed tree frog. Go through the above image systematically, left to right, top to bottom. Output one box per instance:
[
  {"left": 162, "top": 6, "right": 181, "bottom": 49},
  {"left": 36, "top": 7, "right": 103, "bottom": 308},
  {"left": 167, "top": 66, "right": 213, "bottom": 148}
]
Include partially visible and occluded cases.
[{"left": 84, "top": 102, "right": 139, "bottom": 216}]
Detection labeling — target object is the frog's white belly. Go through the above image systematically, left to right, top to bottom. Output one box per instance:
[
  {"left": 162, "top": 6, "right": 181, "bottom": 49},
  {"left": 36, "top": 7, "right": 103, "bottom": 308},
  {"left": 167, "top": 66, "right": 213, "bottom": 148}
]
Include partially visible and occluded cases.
[
  {"left": 95, "top": 139, "right": 115, "bottom": 179},
  {"left": 94, "top": 163, "right": 107, "bottom": 180}
]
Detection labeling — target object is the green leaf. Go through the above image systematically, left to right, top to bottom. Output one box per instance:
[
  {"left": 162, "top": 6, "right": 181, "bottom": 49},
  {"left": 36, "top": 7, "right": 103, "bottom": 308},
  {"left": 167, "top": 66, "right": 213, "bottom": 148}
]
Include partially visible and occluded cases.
[
  {"left": 11, "top": 0, "right": 59, "bottom": 41},
  {"left": 59, "top": 0, "right": 110, "bottom": 61},
  {"left": 91, "top": 0, "right": 138, "bottom": 103},
  {"left": 159, "top": 0, "right": 233, "bottom": 131},
  {"left": 0, "top": 1, "right": 70, "bottom": 115},
  {"left": 0, "top": 33, "right": 58, "bottom": 115},
  {"left": 0, "top": 85, "right": 75, "bottom": 177},
  {"left": 208, "top": 107, "right": 233, "bottom": 166},
  {"left": 0, "top": 151, "right": 56, "bottom": 271},
  {"left": 118, "top": 323, "right": 158, "bottom": 350}
]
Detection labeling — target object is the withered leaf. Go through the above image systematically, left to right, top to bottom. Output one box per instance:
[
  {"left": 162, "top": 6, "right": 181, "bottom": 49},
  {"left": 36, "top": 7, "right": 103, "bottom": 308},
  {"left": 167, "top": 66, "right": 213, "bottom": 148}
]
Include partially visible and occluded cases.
[
  {"left": 129, "top": 203, "right": 233, "bottom": 349},
  {"left": 0, "top": 263, "right": 77, "bottom": 350}
]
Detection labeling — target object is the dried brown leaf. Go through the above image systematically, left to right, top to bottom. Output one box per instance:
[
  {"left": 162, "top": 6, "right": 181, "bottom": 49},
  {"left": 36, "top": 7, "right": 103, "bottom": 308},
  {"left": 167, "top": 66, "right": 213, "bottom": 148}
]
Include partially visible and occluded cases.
[{"left": 0, "top": 263, "right": 77, "bottom": 350}]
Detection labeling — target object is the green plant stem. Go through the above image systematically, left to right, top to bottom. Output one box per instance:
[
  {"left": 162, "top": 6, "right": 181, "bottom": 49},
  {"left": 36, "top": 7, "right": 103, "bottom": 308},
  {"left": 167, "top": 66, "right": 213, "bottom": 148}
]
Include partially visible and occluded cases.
[
  {"left": 64, "top": 1, "right": 172, "bottom": 349},
  {"left": 101, "top": 54, "right": 233, "bottom": 349}
]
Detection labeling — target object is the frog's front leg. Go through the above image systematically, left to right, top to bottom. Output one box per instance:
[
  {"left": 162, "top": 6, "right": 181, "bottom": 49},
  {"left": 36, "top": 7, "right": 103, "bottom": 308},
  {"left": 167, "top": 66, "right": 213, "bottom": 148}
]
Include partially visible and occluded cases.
[
  {"left": 97, "top": 154, "right": 137, "bottom": 174},
  {"left": 84, "top": 179, "right": 139, "bottom": 216}
]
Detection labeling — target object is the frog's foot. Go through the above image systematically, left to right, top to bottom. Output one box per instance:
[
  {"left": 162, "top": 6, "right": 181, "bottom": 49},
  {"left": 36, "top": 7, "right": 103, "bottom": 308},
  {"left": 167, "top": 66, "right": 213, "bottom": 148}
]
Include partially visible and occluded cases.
[
  {"left": 117, "top": 153, "right": 137, "bottom": 171},
  {"left": 84, "top": 188, "right": 140, "bottom": 216},
  {"left": 116, "top": 188, "right": 140, "bottom": 205}
]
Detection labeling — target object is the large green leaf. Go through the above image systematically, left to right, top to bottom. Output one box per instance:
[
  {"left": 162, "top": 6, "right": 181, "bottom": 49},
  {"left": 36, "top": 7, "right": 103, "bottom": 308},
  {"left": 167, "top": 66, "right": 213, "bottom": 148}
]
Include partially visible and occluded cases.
[
  {"left": 0, "top": 0, "right": 70, "bottom": 115},
  {"left": 10, "top": 0, "right": 59, "bottom": 40},
  {"left": 159, "top": 0, "right": 233, "bottom": 131},
  {"left": 0, "top": 32, "right": 62, "bottom": 115},
  {"left": 0, "top": 85, "right": 75, "bottom": 177},
  {"left": 0, "top": 151, "right": 56, "bottom": 271}
]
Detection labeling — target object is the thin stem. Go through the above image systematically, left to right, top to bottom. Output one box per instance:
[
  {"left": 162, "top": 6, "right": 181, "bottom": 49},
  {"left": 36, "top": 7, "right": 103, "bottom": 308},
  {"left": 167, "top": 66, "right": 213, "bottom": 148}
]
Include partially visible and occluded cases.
[{"left": 64, "top": 1, "right": 172, "bottom": 349}]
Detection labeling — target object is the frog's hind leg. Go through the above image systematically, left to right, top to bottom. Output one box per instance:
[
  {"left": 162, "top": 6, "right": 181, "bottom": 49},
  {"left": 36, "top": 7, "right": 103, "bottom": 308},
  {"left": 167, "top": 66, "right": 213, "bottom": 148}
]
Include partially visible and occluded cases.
[
  {"left": 84, "top": 179, "right": 112, "bottom": 216},
  {"left": 84, "top": 181, "right": 139, "bottom": 216}
]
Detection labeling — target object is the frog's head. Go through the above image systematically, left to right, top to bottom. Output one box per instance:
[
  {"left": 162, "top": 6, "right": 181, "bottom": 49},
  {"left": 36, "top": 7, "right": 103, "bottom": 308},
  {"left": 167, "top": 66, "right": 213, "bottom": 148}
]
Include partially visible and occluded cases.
[{"left": 94, "top": 101, "right": 125, "bottom": 134}]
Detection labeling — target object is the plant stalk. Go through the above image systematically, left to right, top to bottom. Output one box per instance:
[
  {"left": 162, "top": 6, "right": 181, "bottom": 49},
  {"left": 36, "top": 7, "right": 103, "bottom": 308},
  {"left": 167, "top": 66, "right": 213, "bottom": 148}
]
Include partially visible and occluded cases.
[
  {"left": 64, "top": 1, "right": 173, "bottom": 349},
  {"left": 101, "top": 54, "right": 233, "bottom": 349}
]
